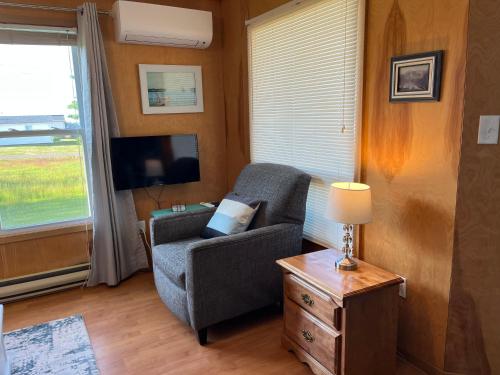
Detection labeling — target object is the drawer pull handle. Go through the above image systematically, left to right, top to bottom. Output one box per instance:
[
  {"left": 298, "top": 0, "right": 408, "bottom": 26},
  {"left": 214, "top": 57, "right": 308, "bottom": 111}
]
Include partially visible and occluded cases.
[
  {"left": 301, "top": 293, "right": 314, "bottom": 306},
  {"left": 301, "top": 329, "right": 314, "bottom": 343}
]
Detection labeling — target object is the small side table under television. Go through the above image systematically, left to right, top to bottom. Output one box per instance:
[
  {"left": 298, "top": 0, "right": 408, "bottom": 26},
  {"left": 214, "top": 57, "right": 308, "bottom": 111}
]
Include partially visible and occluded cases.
[{"left": 150, "top": 203, "right": 212, "bottom": 219}]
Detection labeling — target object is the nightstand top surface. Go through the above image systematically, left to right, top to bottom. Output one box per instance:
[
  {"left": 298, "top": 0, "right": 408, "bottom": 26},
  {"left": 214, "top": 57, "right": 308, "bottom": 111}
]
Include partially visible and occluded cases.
[{"left": 277, "top": 249, "right": 403, "bottom": 301}]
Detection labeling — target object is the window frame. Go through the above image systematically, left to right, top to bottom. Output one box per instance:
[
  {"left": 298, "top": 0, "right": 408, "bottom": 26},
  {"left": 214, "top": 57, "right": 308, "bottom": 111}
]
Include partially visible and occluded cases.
[
  {"left": 0, "top": 39, "right": 92, "bottom": 235},
  {"left": 0, "top": 218, "right": 92, "bottom": 243}
]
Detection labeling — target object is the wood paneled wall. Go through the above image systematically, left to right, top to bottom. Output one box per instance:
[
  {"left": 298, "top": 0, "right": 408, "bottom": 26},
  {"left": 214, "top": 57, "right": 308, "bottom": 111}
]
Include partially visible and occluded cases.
[
  {"left": 0, "top": 0, "right": 226, "bottom": 279},
  {"left": 221, "top": 0, "right": 288, "bottom": 189},
  {"left": 221, "top": 0, "right": 249, "bottom": 189},
  {"left": 361, "top": 0, "right": 468, "bottom": 371},
  {"left": 445, "top": 0, "right": 500, "bottom": 373},
  {"left": 0, "top": 226, "right": 91, "bottom": 279}
]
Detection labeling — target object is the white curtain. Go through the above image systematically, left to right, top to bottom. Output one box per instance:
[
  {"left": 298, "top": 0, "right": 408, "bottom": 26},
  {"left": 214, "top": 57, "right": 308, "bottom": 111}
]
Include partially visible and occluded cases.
[{"left": 77, "top": 3, "right": 147, "bottom": 286}]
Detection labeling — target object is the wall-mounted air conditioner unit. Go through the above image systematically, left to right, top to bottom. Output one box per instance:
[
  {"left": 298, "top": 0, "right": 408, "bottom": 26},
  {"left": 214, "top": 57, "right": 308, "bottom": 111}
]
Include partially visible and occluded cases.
[{"left": 111, "top": 1, "right": 213, "bottom": 49}]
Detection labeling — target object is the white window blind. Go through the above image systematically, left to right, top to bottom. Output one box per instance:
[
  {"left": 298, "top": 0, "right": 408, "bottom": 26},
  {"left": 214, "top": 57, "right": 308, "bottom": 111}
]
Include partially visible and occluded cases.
[{"left": 248, "top": 0, "right": 364, "bottom": 249}]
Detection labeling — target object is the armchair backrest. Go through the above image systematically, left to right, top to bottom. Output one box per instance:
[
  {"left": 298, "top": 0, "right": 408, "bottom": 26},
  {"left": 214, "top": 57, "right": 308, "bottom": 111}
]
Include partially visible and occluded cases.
[{"left": 233, "top": 163, "right": 311, "bottom": 228}]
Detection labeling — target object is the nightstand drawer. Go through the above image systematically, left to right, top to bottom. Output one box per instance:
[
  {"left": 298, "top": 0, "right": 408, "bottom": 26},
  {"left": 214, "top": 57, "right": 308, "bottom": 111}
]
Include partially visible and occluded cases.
[
  {"left": 284, "top": 273, "right": 341, "bottom": 330},
  {"left": 284, "top": 298, "right": 341, "bottom": 374}
]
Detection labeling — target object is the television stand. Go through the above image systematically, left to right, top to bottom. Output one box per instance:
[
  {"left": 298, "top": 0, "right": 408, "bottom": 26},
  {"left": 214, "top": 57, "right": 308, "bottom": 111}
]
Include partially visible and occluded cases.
[{"left": 150, "top": 203, "right": 212, "bottom": 219}]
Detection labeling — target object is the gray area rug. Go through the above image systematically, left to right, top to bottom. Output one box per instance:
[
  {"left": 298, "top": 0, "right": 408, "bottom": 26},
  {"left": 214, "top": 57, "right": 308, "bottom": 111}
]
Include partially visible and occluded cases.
[{"left": 4, "top": 315, "right": 99, "bottom": 374}]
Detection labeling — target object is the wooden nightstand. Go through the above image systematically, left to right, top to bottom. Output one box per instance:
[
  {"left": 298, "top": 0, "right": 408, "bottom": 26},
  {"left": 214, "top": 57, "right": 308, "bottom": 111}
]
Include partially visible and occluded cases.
[{"left": 277, "top": 249, "right": 403, "bottom": 375}]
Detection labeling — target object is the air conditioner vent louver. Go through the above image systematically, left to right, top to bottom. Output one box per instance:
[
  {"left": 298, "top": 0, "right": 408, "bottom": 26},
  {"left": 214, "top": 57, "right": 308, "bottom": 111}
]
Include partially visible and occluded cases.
[{"left": 125, "top": 34, "right": 200, "bottom": 47}]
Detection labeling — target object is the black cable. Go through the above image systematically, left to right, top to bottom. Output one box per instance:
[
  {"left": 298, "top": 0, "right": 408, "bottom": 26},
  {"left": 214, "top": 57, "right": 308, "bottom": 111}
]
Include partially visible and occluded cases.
[{"left": 144, "top": 185, "right": 165, "bottom": 209}]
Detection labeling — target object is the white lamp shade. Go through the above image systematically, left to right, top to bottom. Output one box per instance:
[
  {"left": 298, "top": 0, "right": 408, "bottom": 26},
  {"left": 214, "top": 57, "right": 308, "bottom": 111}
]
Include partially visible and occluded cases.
[{"left": 326, "top": 182, "right": 372, "bottom": 224}]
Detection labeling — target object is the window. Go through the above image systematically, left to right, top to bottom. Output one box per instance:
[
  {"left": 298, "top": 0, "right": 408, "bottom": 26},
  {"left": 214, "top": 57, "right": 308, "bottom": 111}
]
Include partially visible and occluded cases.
[
  {"left": 248, "top": 0, "right": 364, "bottom": 248},
  {"left": 0, "top": 26, "right": 90, "bottom": 232}
]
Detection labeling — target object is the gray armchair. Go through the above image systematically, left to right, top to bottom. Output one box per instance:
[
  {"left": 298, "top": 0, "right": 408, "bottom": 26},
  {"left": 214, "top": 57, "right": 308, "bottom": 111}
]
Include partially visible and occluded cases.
[{"left": 151, "top": 163, "right": 311, "bottom": 344}]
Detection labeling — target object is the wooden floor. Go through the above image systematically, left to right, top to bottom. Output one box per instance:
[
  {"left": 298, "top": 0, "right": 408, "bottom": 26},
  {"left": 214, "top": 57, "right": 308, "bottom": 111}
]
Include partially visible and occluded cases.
[{"left": 4, "top": 272, "right": 426, "bottom": 375}]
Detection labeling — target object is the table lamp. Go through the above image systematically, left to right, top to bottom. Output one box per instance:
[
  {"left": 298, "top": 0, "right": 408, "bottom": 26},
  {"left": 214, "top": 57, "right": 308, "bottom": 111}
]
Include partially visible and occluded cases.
[{"left": 326, "top": 182, "right": 372, "bottom": 271}]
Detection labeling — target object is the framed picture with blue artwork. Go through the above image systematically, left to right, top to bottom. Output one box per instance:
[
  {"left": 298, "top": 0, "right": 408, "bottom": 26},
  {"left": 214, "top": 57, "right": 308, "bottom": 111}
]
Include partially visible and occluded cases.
[
  {"left": 390, "top": 50, "right": 443, "bottom": 102},
  {"left": 138, "top": 64, "right": 204, "bottom": 114}
]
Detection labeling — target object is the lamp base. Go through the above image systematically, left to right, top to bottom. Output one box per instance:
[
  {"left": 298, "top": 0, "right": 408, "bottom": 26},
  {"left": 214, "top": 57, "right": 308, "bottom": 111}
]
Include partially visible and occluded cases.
[
  {"left": 335, "top": 224, "right": 358, "bottom": 271},
  {"left": 335, "top": 254, "right": 358, "bottom": 271}
]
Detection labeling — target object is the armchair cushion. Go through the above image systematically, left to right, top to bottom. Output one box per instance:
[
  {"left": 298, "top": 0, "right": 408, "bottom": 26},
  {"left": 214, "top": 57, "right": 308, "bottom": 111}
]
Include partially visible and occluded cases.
[{"left": 153, "top": 237, "right": 204, "bottom": 288}]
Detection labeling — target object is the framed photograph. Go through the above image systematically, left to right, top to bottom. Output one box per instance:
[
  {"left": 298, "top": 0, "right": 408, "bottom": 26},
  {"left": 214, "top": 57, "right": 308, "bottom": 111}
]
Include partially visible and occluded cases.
[
  {"left": 390, "top": 50, "right": 443, "bottom": 102},
  {"left": 138, "top": 64, "right": 204, "bottom": 114}
]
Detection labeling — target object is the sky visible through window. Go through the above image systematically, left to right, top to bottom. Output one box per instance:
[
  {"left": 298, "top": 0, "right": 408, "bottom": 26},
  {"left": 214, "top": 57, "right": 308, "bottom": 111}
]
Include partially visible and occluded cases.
[
  {"left": 0, "top": 44, "right": 90, "bottom": 231},
  {"left": 0, "top": 44, "right": 76, "bottom": 117}
]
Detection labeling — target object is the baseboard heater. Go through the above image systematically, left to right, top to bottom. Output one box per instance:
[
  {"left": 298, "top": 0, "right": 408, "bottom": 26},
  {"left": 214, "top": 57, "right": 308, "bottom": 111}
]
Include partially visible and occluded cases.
[{"left": 0, "top": 264, "right": 89, "bottom": 303}]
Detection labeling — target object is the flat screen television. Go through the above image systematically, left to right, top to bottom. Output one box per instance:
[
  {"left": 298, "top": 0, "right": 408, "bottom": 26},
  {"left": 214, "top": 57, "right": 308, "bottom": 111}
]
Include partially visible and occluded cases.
[{"left": 110, "top": 134, "right": 200, "bottom": 191}]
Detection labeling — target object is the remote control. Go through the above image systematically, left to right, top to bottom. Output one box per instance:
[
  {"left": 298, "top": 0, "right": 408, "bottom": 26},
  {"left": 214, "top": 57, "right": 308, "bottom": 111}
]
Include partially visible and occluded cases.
[{"left": 200, "top": 202, "right": 215, "bottom": 208}]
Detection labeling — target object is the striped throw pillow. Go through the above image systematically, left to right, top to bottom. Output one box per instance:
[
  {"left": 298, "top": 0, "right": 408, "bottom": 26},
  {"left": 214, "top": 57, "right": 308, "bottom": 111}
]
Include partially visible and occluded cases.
[{"left": 200, "top": 193, "right": 260, "bottom": 239}]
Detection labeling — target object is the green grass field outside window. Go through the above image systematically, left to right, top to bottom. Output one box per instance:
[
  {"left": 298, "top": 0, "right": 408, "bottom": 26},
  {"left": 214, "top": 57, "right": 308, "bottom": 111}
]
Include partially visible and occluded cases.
[{"left": 0, "top": 143, "right": 90, "bottom": 230}]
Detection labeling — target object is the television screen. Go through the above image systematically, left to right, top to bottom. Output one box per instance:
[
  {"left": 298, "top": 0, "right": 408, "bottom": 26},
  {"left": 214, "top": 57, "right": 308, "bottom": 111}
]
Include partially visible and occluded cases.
[{"left": 110, "top": 134, "right": 200, "bottom": 191}]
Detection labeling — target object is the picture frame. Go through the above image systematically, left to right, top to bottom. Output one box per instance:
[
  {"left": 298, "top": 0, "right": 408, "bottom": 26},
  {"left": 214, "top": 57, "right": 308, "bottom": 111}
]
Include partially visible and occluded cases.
[
  {"left": 389, "top": 50, "right": 443, "bottom": 102},
  {"left": 138, "top": 64, "right": 204, "bottom": 114}
]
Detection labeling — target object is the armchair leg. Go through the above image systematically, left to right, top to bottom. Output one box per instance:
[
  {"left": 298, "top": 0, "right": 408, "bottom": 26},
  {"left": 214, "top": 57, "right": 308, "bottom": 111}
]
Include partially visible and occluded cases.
[{"left": 197, "top": 328, "right": 208, "bottom": 345}]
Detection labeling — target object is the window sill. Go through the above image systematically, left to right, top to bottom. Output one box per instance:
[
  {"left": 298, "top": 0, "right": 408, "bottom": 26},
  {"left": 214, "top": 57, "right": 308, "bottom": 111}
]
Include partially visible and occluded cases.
[{"left": 0, "top": 220, "right": 93, "bottom": 245}]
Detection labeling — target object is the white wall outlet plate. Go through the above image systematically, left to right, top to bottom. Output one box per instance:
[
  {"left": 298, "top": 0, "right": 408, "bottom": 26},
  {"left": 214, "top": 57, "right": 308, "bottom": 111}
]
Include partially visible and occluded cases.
[
  {"left": 478, "top": 115, "right": 500, "bottom": 144},
  {"left": 137, "top": 220, "right": 146, "bottom": 233},
  {"left": 398, "top": 276, "right": 407, "bottom": 299}
]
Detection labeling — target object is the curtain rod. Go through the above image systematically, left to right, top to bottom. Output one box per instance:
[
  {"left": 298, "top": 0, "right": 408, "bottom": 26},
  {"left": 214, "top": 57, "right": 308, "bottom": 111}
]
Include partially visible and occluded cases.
[{"left": 0, "top": 1, "right": 111, "bottom": 15}]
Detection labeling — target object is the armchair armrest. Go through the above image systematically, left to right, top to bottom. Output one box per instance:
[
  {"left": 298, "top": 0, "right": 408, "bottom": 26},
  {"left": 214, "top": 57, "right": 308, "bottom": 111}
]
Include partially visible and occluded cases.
[
  {"left": 150, "top": 208, "right": 215, "bottom": 246},
  {"left": 185, "top": 223, "right": 303, "bottom": 329}
]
